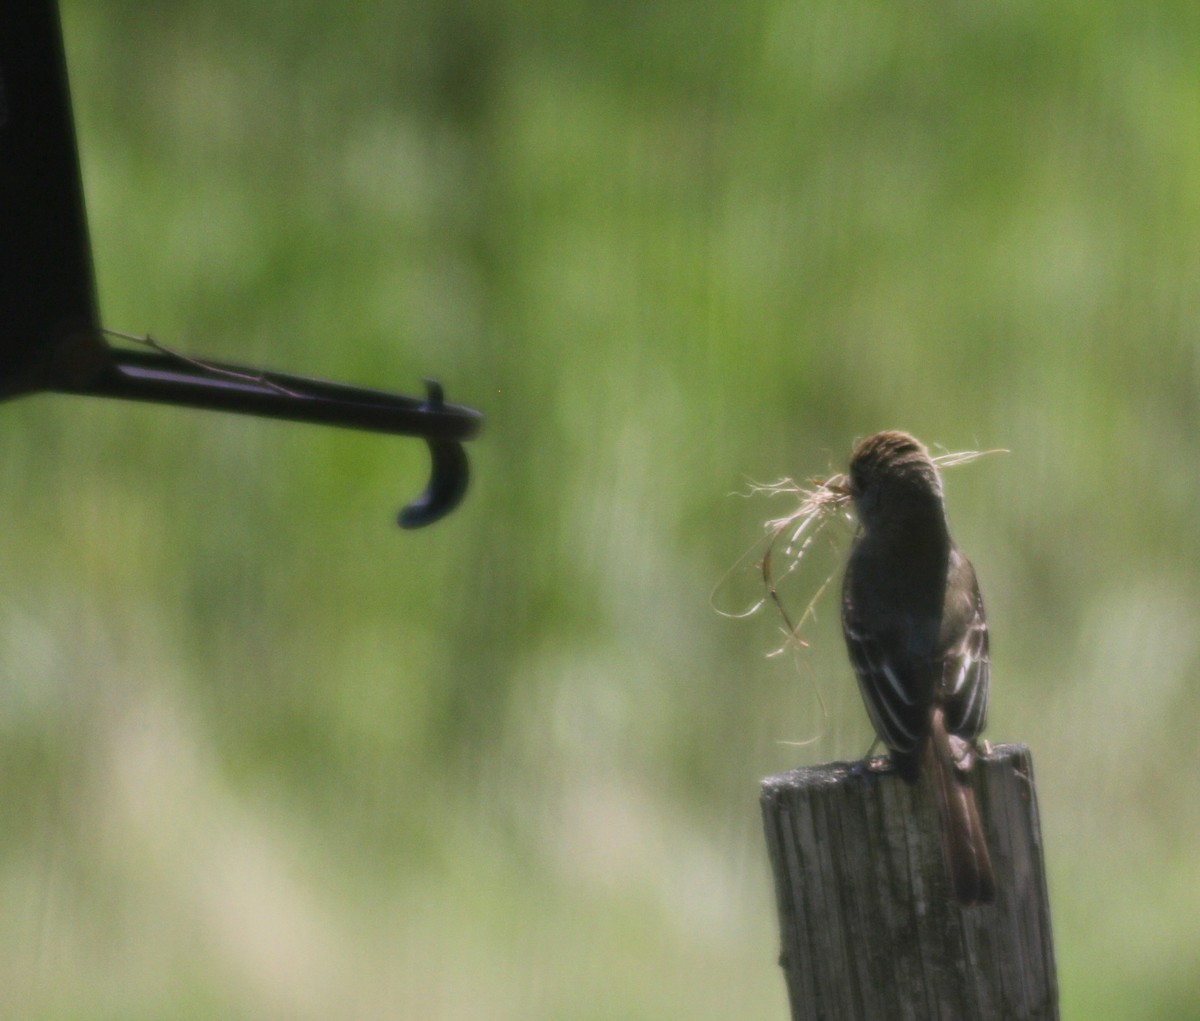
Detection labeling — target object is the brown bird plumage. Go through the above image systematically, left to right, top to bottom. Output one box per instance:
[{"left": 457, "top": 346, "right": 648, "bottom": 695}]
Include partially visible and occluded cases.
[{"left": 840, "top": 431, "right": 995, "bottom": 907}]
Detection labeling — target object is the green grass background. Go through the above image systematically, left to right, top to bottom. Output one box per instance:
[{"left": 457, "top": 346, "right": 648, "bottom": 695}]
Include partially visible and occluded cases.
[{"left": 3, "top": 1, "right": 1200, "bottom": 1017}]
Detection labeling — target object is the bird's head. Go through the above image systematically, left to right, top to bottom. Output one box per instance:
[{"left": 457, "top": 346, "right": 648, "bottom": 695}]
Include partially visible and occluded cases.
[{"left": 846, "top": 431, "right": 945, "bottom": 531}]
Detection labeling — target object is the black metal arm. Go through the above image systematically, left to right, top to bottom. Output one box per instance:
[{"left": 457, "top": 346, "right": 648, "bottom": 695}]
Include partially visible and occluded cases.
[
  {"left": 1, "top": 0, "right": 483, "bottom": 529},
  {"left": 54, "top": 336, "right": 483, "bottom": 527}
]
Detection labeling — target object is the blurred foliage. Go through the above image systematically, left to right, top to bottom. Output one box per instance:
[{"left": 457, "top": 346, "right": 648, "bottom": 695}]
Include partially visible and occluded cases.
[{"left": 3, "top": 0, "right": 1200, "bottom": 1017}]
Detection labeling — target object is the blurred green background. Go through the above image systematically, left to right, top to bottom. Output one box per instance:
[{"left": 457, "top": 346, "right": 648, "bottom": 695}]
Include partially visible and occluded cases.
[{"left": 3, "top": 0, "right": 1199, "bottom": 1017}]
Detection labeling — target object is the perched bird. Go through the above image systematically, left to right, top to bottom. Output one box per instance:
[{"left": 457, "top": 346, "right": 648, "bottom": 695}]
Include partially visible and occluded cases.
[{"left": 840, "top": 431, "right": 996, "bottom": 906}]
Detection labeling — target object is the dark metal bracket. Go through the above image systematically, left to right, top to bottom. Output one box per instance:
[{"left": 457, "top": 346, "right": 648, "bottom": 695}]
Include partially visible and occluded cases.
[{"left": 1, "top": 1, "right": 483, "bottom": 529}]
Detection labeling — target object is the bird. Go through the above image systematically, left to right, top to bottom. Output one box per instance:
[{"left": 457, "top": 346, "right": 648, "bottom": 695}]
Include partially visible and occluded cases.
[{"left": 839, "top": 431, "right": 996, "bottom": 907}]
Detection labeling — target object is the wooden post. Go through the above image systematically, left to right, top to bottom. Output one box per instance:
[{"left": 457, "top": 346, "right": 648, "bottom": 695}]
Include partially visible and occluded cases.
[{"left": 761, "top": 743, "right": 1058, "bottom": 1021}]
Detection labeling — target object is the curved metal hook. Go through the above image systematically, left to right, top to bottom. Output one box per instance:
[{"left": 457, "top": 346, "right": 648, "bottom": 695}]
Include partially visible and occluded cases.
[{"left": 397, "top": 381, "right": 472, "bottom": 529}]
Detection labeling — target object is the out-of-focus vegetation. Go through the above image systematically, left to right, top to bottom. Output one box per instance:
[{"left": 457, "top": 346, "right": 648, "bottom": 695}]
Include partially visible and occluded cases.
[{"left": 3, "top": 1, "right": 1200, "bottom": 1017}]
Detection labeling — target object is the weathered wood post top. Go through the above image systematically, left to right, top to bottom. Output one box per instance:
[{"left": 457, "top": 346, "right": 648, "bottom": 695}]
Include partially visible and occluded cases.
[{"left": 761, "top": 743, "right": 1058, "bottom": 1021}]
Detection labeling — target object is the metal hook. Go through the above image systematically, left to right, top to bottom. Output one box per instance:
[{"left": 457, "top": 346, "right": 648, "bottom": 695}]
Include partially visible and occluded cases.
[
  {"left": 20, "top": 329, "right": 484, "bottom": 529},
  {"left": 49, "top": 334, "right": 483, "bottom": 528},
  {"left": 398, "top": 380, "right": 471, "bottom": 529}
]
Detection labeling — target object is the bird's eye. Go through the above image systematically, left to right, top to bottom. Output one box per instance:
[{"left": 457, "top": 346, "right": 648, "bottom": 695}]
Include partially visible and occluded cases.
[{"left": 849, "top": 474, "right": 879, "bottom": 515}]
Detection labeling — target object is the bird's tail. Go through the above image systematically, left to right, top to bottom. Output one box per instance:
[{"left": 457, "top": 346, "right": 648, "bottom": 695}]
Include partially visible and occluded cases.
[{"left": 927, "top": 708, "right": 996, "bottom": 907}]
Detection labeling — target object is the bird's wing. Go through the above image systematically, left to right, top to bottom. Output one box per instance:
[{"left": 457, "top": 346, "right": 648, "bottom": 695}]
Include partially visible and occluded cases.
[
  {"left": 939, "top": 550, "right": 989, "bottom": 740},
  {"left": 842, "top": 595, "right": 931, "bottom": 755}
]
